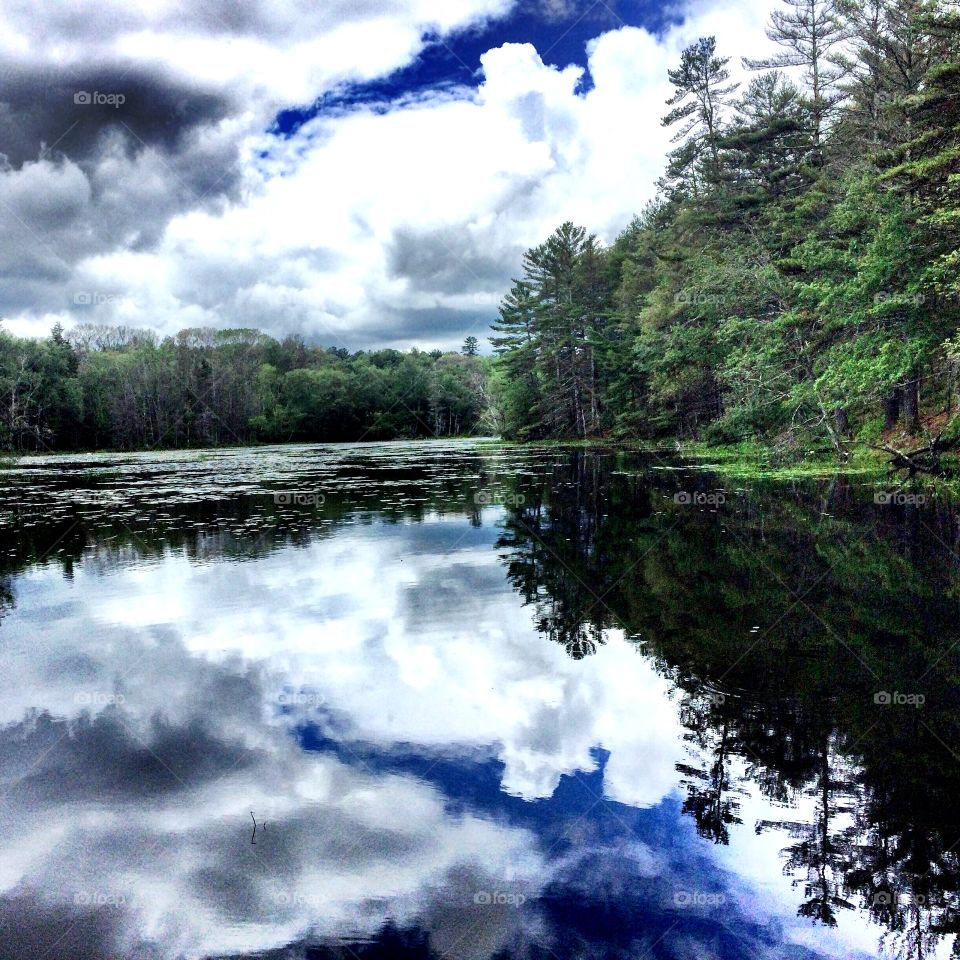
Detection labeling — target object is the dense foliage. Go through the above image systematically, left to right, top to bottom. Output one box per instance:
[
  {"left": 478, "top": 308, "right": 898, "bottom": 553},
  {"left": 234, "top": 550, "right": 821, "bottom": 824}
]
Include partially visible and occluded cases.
[
  {"left": 2, "top": 0, "right": 956, "bottom": 458},
  {"left": 491, "top": 0, "right": 960, "bottom": 457},
  {"left": 0, "top": 324, "right": 490, "bottom": 451}
]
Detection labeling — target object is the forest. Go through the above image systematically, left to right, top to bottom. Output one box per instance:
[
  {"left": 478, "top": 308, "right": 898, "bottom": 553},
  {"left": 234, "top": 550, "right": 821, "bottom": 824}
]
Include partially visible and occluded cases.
[
  {"left": 0, "top": 0, "right": 957, "bottom": 458},
  {"left": 491, "top": 0, "right": 960, "bottom": 460},
  {"left": 0, "top": 324, "right": 489, "bottom": 451}
]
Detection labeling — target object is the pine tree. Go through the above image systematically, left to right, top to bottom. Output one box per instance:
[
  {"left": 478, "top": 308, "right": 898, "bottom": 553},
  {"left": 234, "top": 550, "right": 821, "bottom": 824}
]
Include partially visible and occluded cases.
[
  {"left": 744, "top": 0, "right": 852, "bottom": 162},
  {"left": 841, "top": 0, "right": 939, "bottom": 151},
  {"left": 662, "top": 37, "right": 740, "bottom": 194},
  {"left": 723, "top": 72, "right": 812, "bottom": 206},
  {"left": 522, "top": 222, "right": 598, "bottom": 438},
  {"left": 491, "top": 280, "right": 542, "bottom": 438}
]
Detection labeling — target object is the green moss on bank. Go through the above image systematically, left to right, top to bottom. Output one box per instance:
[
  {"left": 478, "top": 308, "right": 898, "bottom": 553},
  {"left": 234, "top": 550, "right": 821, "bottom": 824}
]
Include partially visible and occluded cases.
[
  {"left": 672, "top": 440, "right": 960, "bottom": 495},
  {"left": 673, "top": 441, "right": 884, "bottom": 480}
]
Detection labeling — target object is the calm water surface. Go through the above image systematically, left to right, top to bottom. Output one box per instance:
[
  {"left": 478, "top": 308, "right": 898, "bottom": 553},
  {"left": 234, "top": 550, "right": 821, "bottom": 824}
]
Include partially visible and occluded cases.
[{"left": 2, "top": 439, "right": 959, "bottom": 959}]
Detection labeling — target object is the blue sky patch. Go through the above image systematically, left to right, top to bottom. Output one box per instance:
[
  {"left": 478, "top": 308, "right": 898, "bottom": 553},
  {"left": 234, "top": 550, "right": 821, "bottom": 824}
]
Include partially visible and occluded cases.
[{"left": 272, "top": 0, "right": 683, "bottom": 137}]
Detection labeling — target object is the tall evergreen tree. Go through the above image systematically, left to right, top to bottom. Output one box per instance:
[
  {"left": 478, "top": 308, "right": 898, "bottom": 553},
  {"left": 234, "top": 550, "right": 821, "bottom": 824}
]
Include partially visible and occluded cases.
[
  {"left": 745, "top": 0, "right": 852, "bottom": 162},
  {"left": 841, "top": 0, "right": 938, "bottom": 151},
  {"left": 662, "top": 37, "right": 740, "bottom": 195},
  {"left": 723, "top": 72, "right": 812, "bottom": 207},
  {"left": 523, "top": 223, "right": 599, "bottom": 438},
  {"left": 490, "top": 280, "right": 542, "bottom": 438}
]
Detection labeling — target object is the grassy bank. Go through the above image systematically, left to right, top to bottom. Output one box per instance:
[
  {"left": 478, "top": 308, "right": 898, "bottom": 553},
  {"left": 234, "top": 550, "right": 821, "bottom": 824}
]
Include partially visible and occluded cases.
[
  {"left": 480, "top": 436, "right": 960, "bottom": 492},
  {"left": 663, "top": 440, "right": 960, "bottom": 500},
  {"left": 671, "top": 441, "right": 887, "bottom": 481}
]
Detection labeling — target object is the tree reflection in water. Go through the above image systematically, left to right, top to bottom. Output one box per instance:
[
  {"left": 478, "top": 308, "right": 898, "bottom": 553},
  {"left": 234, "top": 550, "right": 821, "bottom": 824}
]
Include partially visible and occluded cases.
[{"left": 495, "top": 450, "right": 960, "bottom": 958}]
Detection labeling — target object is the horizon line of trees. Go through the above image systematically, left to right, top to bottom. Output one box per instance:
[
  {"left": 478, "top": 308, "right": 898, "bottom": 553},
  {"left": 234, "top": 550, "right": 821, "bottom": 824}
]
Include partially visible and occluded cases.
[
  {"left": 3, "top": 0, "right": 958, "bottom": 459},
  {"left": 489, "top": 0, "right": 960, "bottom": 459},
  {"left": 0, "top": 323, "right": 491, "bottom": 452}
]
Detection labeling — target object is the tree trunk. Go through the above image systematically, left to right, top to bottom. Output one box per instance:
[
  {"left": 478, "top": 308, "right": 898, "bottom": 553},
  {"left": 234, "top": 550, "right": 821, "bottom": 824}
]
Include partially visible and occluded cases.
[
  {"left": 904, "top": 377, "right": 921, "bottom": 435},
  {"left": 883, "top": 390, "right": 901, "bottom": 431},
  {"left": 834, "top": 407, "right": 850, "bottom": 438}
]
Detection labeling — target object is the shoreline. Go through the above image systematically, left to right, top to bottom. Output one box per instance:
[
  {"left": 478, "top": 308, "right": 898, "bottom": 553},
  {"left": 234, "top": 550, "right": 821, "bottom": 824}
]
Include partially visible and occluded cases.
[{"left": 2, "top": 436, "right": 955, "bottom": 490}]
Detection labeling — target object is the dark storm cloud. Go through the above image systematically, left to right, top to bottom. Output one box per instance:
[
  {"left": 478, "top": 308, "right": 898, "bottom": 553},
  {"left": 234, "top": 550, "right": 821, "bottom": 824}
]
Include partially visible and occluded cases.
[
  {"left": 0, "top": 56, "right": 248, "bottom": 316},
  {"left": 0, "top": 58, "right": 247, "bottom": 315},
  {"left": 0, "top": 66, "right": 233, "bottom": 168},
  {"left": 0, "top": 127, "right": 244, "bottom": 315},
  {"left": 387, "top": 224, "right": 518, "bottom": 295},
  {"left": 175, "top": 246, "right": 346, "bottom": 311},
  {"left": 219, "top": 298, "right": 500, "bottom": 353},
  {"left": 357, "top": 304, "right": 499, "bottom": 350},
  {"left": 0, "top": 893, "right": 148, "bottom": 960}
]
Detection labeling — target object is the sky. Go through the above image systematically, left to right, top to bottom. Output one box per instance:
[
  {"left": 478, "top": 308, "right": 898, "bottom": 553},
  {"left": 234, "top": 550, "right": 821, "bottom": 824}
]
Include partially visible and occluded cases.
[{"left": 0, "top": 0, "right": 777, "bottom": 352}]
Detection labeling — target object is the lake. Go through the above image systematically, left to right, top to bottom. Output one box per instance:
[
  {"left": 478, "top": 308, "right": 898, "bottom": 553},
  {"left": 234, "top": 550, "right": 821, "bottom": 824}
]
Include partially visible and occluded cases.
[{"left": 1, "top": 439, "right": 958, "bottom": 960}]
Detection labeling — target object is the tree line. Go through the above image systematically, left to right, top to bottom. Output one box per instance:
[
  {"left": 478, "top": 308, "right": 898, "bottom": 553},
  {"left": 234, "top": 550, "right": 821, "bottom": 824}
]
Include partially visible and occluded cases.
[
  {"left": 2, "top": 0, "right": 956, "bottom": 458},
  {"left": 490, "top": 0, "right": 960, "bottom": 458},
  {"left": 0, "top": 323, "right": 490, "bottom": 451}
]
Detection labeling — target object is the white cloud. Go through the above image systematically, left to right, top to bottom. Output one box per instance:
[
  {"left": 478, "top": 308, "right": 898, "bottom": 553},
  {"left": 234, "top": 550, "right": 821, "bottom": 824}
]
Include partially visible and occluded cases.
[{"left": 0, "top": 0, "right": 778, "bottom": 349}]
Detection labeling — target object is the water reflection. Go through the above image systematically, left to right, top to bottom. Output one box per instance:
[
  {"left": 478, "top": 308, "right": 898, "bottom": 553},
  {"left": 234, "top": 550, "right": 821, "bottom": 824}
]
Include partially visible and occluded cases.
[{"left": 1, "top": 441, "right": 959, "bottom": 958}]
